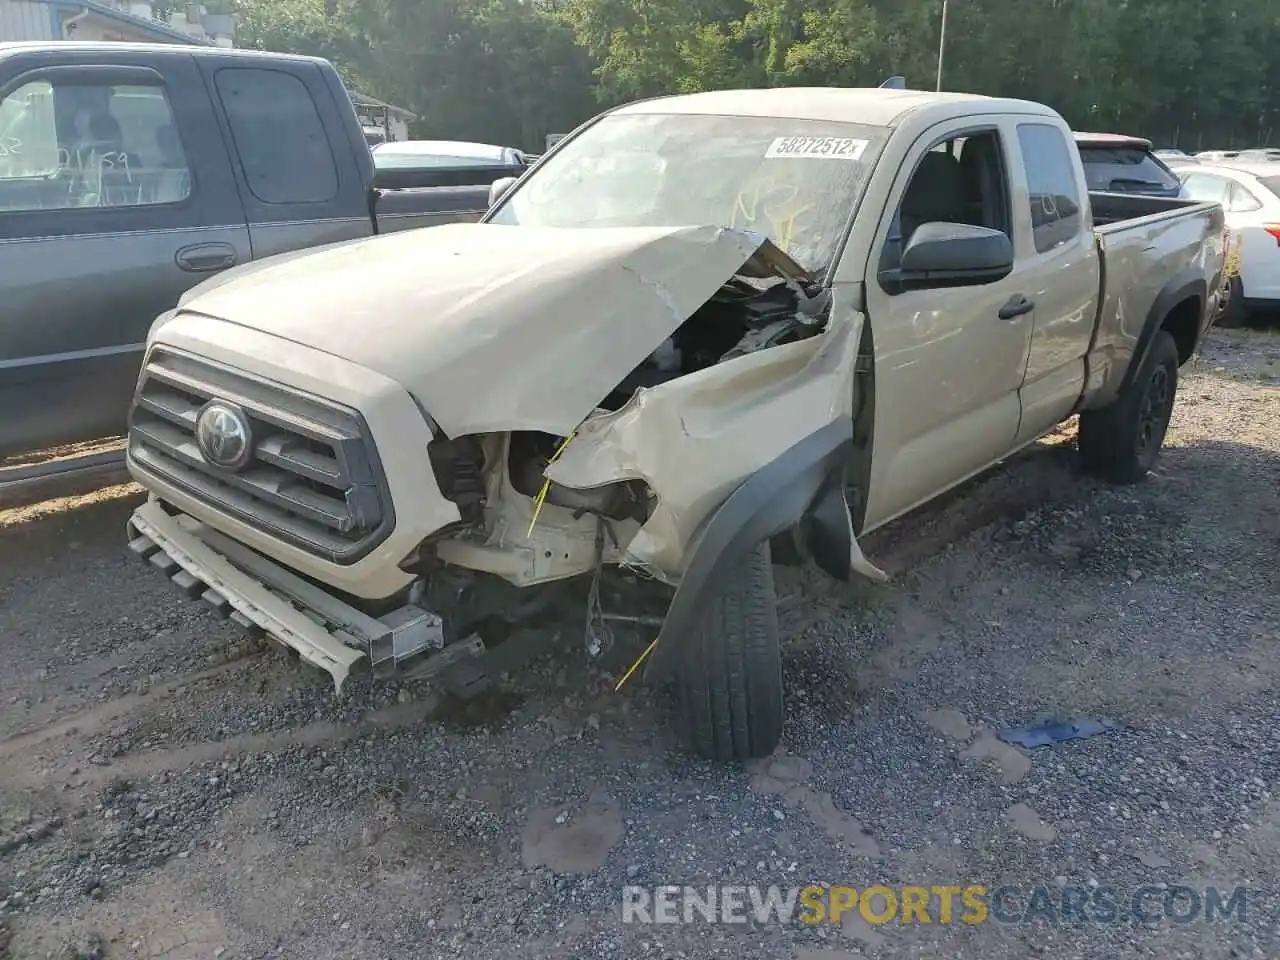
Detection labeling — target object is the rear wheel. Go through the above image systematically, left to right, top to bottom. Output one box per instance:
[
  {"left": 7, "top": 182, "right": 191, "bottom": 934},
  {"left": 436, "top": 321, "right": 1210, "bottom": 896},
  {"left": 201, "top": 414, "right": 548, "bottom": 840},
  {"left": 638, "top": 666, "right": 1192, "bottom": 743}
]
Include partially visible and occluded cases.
[
  {"left": 1078, "top": 330, "right": 1180, "bottom": 484},
  {"left": 676, "top": 540, "right": 783, "bottom": 762}
]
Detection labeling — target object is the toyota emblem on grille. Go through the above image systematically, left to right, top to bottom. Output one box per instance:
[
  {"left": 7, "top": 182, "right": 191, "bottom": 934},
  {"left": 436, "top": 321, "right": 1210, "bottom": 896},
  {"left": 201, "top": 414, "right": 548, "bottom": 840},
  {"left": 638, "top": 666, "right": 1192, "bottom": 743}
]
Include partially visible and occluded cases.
[{"left": 195, "top": 401, "right": 253, "bottom": 470}]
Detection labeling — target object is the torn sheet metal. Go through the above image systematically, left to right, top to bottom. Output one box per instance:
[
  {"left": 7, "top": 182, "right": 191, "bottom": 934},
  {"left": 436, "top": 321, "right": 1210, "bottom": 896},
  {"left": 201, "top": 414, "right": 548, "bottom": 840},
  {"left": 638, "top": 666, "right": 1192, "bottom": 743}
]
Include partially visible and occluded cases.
[
  {"left": 175, "top": 222, "right": 802, "bottom": 438},
  {"left": 545, "top": 295, "right": 867, "bottom": 580}
]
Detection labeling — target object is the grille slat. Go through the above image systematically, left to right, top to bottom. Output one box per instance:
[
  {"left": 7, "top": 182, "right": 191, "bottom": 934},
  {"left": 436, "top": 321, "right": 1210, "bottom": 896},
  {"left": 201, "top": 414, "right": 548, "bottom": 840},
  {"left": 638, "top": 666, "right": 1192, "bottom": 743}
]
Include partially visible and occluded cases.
[
  {"left": 127, "top": 349, "right": 393, "bottom": 565},
  {"left": 136, "top": 388, "right": 200, "bottom": 429},
  {"left": 255, "top": 434, "right": 345, "bottom": 489}
]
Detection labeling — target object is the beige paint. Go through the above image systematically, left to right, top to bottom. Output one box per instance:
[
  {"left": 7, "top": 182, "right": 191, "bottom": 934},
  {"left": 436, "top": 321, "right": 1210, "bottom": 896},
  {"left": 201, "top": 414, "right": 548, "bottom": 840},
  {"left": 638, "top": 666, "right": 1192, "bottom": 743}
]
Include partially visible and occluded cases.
[
  {"left": 128, "top": 86, "right": 1226, "bottom": 671},
  {"left": 828, "top": 107, "right": 1221, "bottom": 535},
  {"left": 176, "top": 222, "right": 798, "bottom": 438},
  {"left": 545, "top": 297, "right": 861, "bottom": 579},
  {"left": 130, "top": 312, "right": 457, "bottom": 600}
]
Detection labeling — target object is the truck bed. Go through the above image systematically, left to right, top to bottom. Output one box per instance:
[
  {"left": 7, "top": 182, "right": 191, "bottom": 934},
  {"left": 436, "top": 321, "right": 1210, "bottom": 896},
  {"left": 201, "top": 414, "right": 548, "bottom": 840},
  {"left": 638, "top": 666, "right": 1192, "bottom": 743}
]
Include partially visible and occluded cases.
[
  {"left": 1089, "top": 190, "right": 1204, "bottom": 229},
  {"left": 1084, "top": 191, "right": 1225, "bottom": 412}
]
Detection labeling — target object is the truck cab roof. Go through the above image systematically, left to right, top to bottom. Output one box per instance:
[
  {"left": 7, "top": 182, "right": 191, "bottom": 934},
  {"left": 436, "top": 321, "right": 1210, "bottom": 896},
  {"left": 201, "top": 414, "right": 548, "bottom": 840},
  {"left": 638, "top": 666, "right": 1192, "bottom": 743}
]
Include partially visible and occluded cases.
[
  {"left": 0, "top": 40, "right": 329, "bottom": 66},
  {"left": 610, "top": 86, "right": 1059, "bottom": 127}
]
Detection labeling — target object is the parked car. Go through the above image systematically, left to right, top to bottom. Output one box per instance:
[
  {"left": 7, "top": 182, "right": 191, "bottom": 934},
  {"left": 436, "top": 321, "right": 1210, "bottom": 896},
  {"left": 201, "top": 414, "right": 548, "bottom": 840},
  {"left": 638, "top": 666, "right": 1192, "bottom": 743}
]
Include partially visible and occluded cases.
[
  {"left": 0, "top": 42, "right": 498, "bottom": 462},
  {"left": 124, "top": 86, "right": 1226, "bottom": 762},
  {"left": 1073, "top": 132, "right": 1183, "bottom": 197},
  {"left": 1154, "top": 148, "right": 1196, "bottom": 163},
  {"left": 1233, "top": 148, "right": 1280, "bottom": 164},
  {"left": 1196, "top": 150, "right": 1241, "bottom": 162},
  {"left": 1171, "top": 161, "right": 1280, "bottom": 325}
]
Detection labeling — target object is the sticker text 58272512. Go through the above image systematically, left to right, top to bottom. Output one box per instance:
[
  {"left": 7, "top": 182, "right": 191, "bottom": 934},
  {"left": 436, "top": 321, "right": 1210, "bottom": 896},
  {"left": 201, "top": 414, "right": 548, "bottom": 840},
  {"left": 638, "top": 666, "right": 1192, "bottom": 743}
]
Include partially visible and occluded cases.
[{"left": 764, "top": 136, "right": 868, "bottom": 160}]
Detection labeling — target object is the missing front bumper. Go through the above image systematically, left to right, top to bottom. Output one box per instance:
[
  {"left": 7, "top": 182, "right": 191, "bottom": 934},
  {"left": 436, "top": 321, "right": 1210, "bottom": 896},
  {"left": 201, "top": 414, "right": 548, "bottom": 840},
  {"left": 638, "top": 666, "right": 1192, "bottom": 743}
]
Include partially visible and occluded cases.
[{"left": 126, "top": 499, "right": 479, "bottom": 692}]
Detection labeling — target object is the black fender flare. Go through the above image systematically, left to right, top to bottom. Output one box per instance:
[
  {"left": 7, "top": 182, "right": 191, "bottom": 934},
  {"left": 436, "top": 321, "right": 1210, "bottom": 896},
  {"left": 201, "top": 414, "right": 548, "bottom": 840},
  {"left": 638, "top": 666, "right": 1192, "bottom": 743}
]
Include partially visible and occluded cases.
[
  {"left": 1118, "top": 268, "right": 1206, "bottom": 396},
  {"left": 642, "top": 418, "right": 857, "bottom": 683}
]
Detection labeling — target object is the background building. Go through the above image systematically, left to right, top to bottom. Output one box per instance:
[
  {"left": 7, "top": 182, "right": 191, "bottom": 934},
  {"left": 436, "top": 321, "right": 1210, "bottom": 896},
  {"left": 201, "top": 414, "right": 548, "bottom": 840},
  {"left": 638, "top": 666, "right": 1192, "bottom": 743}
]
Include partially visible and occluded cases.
[
  {"left": 0, "top": 0, "right": 233, "bottom": 46},
  {"left": 1, "top": 3, "right": 416, "bottom": 143}
]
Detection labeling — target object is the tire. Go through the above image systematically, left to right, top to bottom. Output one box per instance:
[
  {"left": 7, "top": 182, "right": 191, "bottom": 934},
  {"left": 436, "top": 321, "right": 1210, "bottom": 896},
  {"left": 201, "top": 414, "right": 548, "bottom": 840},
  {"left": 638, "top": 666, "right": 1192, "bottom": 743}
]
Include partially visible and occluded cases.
[
  {"left": 1215, "top": 275, "right": 1247, "bottom": 329},
  {"left": 1078, "top": 330, "right": 1180, "bottom": 484},
  {"left": 676, "top": 540, "right": 783, "bottom": 762}
]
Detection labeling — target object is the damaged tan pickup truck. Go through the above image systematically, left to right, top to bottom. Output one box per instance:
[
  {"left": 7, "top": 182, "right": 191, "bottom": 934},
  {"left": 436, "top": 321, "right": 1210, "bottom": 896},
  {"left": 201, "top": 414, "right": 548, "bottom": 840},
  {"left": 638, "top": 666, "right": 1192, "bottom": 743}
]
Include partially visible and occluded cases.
[{"left": 124, "top": 87, "right": 1227, "bottom": 762}]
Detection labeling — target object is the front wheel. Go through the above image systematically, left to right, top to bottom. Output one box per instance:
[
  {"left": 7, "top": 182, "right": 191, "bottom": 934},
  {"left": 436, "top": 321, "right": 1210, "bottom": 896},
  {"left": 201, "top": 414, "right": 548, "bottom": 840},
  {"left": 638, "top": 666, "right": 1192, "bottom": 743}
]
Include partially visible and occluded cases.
[
  {"left": 1078, "top": 330, "right": 1180, "bottom": 484},
  {"left": 676, "top": 540, "right": 783, "bottom": 762}
]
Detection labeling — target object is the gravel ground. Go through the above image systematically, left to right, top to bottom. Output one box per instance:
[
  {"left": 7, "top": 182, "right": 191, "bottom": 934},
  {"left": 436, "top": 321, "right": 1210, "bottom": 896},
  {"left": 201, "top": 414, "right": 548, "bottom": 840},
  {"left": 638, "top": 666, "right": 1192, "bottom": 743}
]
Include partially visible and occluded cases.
[{"left": 0, "top": 326, "right": 1277, "bottom": 960}]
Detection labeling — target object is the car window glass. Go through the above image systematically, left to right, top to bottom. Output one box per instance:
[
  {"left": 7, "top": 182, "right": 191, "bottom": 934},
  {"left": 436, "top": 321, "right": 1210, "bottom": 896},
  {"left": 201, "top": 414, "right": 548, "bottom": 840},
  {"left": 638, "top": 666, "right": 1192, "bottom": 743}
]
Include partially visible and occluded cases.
[
  {"left": 215, "top": 68, "right": 337, "bottom": 205},
  {"left": 0, "top": 79, "right": 190, "bottom": 211},
  {"left": 489, "top": 112, "right": 889, "bottom": 273},
  {"left": 1016, "top": 123, "right": 1082, "bottom": 254},
  {"left": 877, "top": 129, "right": 1009, "bottom": 281},
  {"left": 1077, "top": 146, "right": 1181, "bottom": 191},
  {"left": 1179, "top": 174, "right": 1229, "bottom": 204},
  {"left": 1258, "top": 176, "right": 1280, "bottom": 200},
  {"left": 1227, "top": 183, "right": 1262, "bottom": 213}
]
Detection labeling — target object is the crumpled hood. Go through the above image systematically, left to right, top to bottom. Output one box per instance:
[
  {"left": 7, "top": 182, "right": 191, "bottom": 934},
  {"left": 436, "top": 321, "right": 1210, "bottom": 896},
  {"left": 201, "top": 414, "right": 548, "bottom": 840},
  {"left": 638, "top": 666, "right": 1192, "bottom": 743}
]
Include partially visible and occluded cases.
[{"left": 170, "top": 222, "right": 806, "bottom": 437}]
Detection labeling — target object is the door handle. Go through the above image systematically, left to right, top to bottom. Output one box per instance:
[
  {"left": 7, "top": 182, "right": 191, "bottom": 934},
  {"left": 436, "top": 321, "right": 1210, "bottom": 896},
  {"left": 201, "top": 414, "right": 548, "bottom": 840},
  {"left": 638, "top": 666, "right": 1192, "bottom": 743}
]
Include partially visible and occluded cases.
[
  {"left": 176, "top": 242, "right": 237, "bottom": 273},
  {"left": 998, "top": 294, "right": 1036, "bottom": 320}
]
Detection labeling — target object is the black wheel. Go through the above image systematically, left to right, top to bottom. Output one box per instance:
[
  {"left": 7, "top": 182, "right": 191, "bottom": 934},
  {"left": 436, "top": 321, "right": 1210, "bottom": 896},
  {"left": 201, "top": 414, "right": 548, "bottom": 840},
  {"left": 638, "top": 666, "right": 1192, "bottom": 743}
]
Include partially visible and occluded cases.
[
  {"left": 1216, "top": 275, "right": 1247, "bottom": 329},
  {"left": 1078, "top": 330, "right": 1180, "bottom": 484},
  {"left": 676, "top": 540, "right": 783, "bottom": 762}
]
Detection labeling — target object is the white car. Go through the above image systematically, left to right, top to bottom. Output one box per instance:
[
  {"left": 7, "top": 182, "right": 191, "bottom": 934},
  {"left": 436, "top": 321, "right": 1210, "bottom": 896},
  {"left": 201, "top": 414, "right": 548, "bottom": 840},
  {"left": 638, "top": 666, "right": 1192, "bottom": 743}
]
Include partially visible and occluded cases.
[{"left": 1173, "top": 162, "right": 1280, "bottom": 326}]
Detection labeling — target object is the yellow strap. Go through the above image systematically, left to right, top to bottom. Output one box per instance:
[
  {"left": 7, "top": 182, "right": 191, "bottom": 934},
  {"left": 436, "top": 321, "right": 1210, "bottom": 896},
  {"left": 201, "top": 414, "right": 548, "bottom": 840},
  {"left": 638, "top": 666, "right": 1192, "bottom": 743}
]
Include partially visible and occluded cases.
[
  {"left": 526, "top": 430, "right": 577, "bottom": 537},
  {"left": 614, "top": 637, "right": 659, "bottom": 692}
]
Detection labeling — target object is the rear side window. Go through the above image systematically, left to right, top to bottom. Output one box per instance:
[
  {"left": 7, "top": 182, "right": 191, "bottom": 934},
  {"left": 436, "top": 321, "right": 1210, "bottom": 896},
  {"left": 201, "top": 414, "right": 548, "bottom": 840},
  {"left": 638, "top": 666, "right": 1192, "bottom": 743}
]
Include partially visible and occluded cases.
[
  {"left": 215, "top": 68, "right": 337, "bottom": 205},
  {"left": 1016, "top": 123, "right": 1082, "bottom": 254},
  {"left": 1077, "top": 147, "right": 1181, "bottom": 192},
  {"left": 1179, "top": 173, "right": 1230, "bottom": 204},
  {"left": 1259, "top": 176, "right": 1280, "bottom": 200},
  {"left": 1227, "top": 183, "right": 1262, "bottom": 213}
]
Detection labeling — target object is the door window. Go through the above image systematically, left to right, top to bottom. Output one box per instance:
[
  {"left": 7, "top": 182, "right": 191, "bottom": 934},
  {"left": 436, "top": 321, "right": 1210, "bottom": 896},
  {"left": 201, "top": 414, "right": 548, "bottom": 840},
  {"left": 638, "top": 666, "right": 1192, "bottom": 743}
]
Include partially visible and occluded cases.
[
  {"left": 214, "top": 68, "right": 338, "bottom": 205},
  {"left": 0, "top": 79, "right": 190, "bottom": 211},
  {"left": 1016, "top": 123, "right": 1083, "bottom": 254},
  {"left": 881, "top": 128, "right": 1011, "bottom": 282}
]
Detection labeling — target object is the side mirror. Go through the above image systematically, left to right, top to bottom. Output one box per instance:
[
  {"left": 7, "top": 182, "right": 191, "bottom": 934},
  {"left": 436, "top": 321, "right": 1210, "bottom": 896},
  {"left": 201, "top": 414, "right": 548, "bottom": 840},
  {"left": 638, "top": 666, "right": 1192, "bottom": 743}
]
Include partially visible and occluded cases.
[
  {"left": 488, "top": 176, "right": 519, "bottom": 209},
  {"left": 889, "top": 222, "right": 1014, "bottom": 291}
]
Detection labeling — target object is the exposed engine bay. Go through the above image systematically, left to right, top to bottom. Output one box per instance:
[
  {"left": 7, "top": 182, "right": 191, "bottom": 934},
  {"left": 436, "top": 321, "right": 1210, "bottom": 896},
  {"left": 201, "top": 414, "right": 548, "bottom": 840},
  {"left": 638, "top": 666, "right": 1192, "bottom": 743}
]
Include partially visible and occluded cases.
[
  {"left": 504, "top": 272, "right": 831, "bottom": 522},
  {"left": 603, "top": 274, "right": 832, "bottom": 408}
]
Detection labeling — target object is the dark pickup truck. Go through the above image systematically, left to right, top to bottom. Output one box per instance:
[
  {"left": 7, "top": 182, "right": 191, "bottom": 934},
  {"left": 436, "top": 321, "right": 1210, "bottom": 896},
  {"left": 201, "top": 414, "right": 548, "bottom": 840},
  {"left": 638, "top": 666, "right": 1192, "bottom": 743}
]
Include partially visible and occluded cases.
[{"left": 0, "top": 41, "right": 523, "bottom": 462}]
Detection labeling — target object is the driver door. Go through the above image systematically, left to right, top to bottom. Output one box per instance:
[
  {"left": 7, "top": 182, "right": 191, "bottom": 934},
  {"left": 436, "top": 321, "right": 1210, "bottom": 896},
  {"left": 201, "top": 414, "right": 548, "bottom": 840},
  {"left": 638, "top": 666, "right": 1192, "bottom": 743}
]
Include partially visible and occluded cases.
[{"left": 859, "top": 121, "right": 1033, "bottom": 531}]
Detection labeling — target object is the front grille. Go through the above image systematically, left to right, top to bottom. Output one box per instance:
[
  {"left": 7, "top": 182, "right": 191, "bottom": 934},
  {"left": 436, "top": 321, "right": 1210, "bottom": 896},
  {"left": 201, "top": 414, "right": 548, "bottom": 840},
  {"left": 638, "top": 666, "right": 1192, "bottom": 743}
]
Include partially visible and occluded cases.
[{"left": 128, "top": 348, "right": 393, "bottom": 565}]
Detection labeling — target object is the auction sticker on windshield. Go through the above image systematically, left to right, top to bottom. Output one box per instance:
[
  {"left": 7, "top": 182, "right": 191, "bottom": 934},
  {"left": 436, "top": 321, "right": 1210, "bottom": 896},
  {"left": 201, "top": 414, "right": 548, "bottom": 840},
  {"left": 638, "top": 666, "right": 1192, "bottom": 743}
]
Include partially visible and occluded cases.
[{"left": 764, "top": 136, "right": 868, "bottom": 160}]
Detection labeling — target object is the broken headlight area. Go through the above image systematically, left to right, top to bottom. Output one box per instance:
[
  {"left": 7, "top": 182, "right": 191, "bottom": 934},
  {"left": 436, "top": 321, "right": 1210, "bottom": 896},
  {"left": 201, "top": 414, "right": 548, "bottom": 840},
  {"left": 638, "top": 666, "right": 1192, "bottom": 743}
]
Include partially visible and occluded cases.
[
  {"left": 603, "top": 273, "right": 831, "bottom": 409},
  {"left": 508, "top": 430, "right": 651, "bottom": 523},
  {"left": 428, "top": 433, "right": 486, "bottom": 523}
]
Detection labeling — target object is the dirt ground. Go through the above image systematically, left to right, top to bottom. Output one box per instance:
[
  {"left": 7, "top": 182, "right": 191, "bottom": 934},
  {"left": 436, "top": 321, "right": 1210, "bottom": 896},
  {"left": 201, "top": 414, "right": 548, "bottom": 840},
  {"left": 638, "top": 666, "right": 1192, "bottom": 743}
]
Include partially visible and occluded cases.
[{"left": 0, "top": 327, "right": 1277, "bottom": 960}]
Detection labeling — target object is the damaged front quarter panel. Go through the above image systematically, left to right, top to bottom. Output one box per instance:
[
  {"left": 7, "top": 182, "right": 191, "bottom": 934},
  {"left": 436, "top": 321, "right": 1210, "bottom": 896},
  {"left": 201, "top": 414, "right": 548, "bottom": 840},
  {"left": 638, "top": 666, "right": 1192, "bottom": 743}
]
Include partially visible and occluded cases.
[
  {"left": 175, "top": 222, "right": 811, "bottom": 440},
  {"left": 544, "top": 288, "right": 886, "bottom": 593}
]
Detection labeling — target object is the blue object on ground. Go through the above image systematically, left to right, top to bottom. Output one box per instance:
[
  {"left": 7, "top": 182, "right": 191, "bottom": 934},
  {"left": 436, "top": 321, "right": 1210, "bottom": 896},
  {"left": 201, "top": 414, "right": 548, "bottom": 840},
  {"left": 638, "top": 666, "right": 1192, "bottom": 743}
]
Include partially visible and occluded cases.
[{"left": 997, "top": 719, "right": 1118, "bottom": 749}]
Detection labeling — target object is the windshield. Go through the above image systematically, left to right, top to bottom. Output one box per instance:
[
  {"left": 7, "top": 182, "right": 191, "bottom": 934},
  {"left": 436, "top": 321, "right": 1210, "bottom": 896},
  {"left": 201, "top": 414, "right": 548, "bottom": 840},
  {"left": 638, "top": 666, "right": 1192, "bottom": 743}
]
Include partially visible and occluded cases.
[
  {"left": 487, "top": 112, "right": 888, "bottom": 272},
  {"left": 1078, "top": 147, "right": 1181, "bottom": 192},
  {"left": 1258, "top": 176, "right": 1280, "bottom": 199}
]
